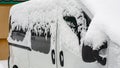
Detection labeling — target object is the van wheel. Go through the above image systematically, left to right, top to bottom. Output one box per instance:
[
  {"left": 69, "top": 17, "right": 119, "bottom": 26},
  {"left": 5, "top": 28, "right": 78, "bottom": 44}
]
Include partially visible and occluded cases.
[{"left": 13, "top": 65, "right": 18, "bottom": 68}]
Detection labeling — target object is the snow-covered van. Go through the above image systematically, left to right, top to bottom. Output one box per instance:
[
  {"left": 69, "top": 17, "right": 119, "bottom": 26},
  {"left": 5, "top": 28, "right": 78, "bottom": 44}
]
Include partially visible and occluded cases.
[{"left": 7, "top": 0, "right": 108, "bottom": 68}]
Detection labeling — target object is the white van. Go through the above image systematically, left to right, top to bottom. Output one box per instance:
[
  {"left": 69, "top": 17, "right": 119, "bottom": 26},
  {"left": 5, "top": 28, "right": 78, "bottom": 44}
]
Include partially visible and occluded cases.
[{"left": 7, "top": 0, "right": 106, "bottom": 68}]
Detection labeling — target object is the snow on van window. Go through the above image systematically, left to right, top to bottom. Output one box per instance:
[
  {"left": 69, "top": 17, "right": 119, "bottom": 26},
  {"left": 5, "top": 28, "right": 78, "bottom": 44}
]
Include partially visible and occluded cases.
[
  {"left": 8, "top": 1, "right": 30, "bottom": 42},
  {"left": 28, "top": 3, "right": 57, "bottom": 54},
  {"left": 62, "top": 6, "right": 91, "bottom": 45},
  {"left": 31, "top": 22, "right": 51, "bottom": 54},
  {"left": 10, "top": 26, "right": 28, "bottom": 41}
]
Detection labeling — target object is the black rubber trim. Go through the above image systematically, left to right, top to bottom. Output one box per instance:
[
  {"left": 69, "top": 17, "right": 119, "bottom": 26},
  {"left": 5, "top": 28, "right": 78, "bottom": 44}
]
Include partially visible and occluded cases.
[
  {"left": 9, "top": 16, "right": 11, "bottom": 32},
  {"left": 9, "top": 43, "right": 31, "bottom": 51},
  {"left": 51, "top": 49, "right": 55, "bottom": 64},
  {"left": 59, "top": 51, "right": 64, "bottom": 67},
  {"left": 8, "top": 56, "right": 10, "bottom": 68}
]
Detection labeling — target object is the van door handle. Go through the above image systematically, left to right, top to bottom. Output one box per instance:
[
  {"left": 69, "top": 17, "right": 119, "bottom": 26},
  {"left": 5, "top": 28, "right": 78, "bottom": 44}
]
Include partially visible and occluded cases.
[
  {"left": 51, "top": 49, "right": 55, "bottom": 64},
  {"left": 59, "top": 51, "right": 64, "bottom": 67}
]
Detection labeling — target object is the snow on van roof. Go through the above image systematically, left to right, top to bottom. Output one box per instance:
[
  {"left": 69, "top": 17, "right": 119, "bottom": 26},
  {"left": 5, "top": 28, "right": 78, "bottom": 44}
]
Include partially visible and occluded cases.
[
  {"left": 10, "top": 0, "right": 83, "bottom": 31},
  {"left": 10, "top": 1, "right": 30, "bottom": 31}
]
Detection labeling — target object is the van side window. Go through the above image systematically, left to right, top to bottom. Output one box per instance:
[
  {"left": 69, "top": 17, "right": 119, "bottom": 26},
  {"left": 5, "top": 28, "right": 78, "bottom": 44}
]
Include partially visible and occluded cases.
[
  {"left": 63, "top": 10, "right": 91, "bottom": 45},
  {"left": 10, "top": 26, "right": 27, "bottom": 41},
  {"left": 31, "top": 27, "right": 51, "bottom": 54}
]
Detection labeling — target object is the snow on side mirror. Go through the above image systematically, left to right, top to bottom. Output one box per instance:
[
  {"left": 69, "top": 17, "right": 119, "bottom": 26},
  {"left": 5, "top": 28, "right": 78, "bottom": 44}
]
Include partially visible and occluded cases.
[{"left": 82, "top": 41, "right": 108, "bottom": 65}]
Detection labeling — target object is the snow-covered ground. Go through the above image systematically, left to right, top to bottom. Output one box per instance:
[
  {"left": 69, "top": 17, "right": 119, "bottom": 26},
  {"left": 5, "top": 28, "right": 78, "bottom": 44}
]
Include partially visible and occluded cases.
[{"left": 0, "top": 60, "right": 8, "bottom": 68}]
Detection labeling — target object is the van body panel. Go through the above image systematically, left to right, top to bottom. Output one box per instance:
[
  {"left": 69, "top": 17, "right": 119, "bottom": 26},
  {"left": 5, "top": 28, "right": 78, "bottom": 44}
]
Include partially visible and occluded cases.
[{"left": 9, "top": 45, "right": 30, "bottom": 68}]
